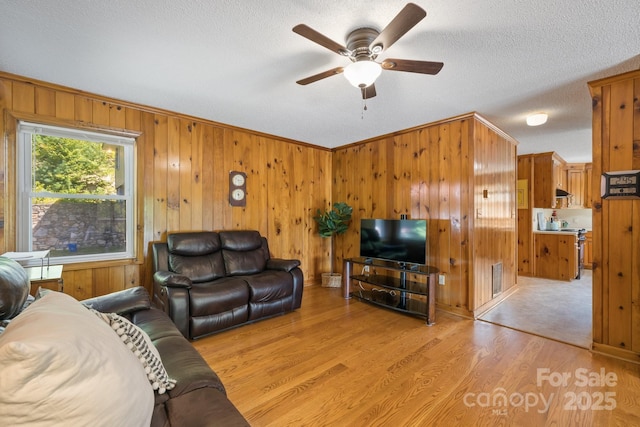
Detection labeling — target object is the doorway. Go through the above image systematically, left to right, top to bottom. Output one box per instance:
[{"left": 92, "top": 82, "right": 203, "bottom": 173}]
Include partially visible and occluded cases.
[{"left": 478, "top": 271, "right": 592, "bottom": 348}]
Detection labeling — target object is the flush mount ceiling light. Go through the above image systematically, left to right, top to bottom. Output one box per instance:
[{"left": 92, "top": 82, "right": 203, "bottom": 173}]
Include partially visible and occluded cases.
[
  {"left": 343, "top": 60, "right": 382, "bottom": 88},
  {"left": 526, "top": 113, "right": 548, "bottom": 126}
]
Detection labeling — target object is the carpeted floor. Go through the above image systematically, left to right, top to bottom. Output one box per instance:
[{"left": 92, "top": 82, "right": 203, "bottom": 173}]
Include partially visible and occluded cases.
[{"left": 478, "top": 270, "right": 592, "bottom": 348}]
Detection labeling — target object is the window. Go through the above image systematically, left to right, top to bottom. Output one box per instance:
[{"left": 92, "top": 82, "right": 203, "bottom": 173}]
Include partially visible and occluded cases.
[{"left": 17, "top": 122, "right": 135, "bottom": 264}]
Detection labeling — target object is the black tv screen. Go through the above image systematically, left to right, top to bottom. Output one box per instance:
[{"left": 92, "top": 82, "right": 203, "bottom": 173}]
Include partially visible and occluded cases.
[{"left": 360, "top": 219, "right": 427, "bottom": 265}]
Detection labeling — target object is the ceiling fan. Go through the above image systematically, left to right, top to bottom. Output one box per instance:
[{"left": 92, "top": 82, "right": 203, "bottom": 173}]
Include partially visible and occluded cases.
[{"left": 293, "top": 3, "right": 443, "bottom": 100}]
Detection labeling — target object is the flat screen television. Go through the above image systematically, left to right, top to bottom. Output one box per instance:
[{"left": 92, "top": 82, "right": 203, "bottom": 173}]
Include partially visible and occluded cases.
[{"left": 359, "top": 218, "right": 428, "bottom": 266}]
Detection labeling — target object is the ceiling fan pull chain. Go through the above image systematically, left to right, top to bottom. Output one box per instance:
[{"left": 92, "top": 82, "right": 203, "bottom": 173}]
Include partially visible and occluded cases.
[{"left": 361, "top": 87, "right": 368, "bottom": 119}]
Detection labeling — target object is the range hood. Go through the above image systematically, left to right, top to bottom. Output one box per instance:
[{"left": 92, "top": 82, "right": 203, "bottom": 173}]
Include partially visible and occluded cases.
[{"left": 556, "top": 188, "right": 571, "bottom": 198}]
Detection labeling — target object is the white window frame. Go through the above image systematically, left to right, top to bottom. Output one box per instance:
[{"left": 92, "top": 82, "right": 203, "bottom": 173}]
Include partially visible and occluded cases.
[{"left": 16, "top": 121, "right": 136, "bottom": 265}]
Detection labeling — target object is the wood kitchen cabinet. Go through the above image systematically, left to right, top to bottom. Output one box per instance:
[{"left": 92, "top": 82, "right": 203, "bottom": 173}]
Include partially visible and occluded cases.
[
  {"left": 532, "top": 152, "right": 567, "bottom": 208},
  {"left": 554, "top": 157, "right": 567, "bottom": 191},
  {"left": 564, "top": 162, "right": 592, "bottom": 208},
  {"left": 566, "top": 163, "right": 586, "bottom": 208},
  {"left": 584, "top": 163, "right": 592, "bottom": 208},
  {"left": 584, "top": 231, "right": 593, "bottom": 269},
  {"left": 534, "top": 232, "right": 578, "bottom": 281}
]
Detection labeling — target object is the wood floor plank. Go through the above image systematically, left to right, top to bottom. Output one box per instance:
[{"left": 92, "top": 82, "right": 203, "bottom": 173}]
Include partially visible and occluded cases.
[{"left": 192, "top": 286, "right": 640, "bottom": 426}]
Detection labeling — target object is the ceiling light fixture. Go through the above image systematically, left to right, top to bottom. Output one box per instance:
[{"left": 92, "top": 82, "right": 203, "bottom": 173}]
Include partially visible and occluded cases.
[
  {"left": 343, "top": 60, "right": 382, "bottom": 88},
  {"left": 526, "top": 113, "right": 548, "bottom": 126}
]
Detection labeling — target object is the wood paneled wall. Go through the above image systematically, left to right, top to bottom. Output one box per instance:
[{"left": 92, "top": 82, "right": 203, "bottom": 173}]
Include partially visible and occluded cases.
[
  {"left": 589, "top": 69, "right": 640, "bottom": 363},
  {"left": 0, "top": 72, "right": 332, "bottom": 299},
  {"left": 0, "top": 72, "right": 517, "bottom": 316},
  {"left": 332, "top": 114, "right": 517, "bottom": 317},
  {"left": 471, "top": 120, "right": 518, "bottom": 312},
  {"left": 517, "top": 155, "right": 534, "bottom": 275}
]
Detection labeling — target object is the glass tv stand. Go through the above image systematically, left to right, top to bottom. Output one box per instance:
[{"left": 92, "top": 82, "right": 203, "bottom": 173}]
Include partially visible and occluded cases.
[{"left": 343, "top": 257, "right": 438, "bottom": 325}]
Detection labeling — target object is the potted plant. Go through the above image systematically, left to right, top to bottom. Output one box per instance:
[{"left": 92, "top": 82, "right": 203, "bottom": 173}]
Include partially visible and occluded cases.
[{"left": 313, "top": 202, "right": 353, "bottom": 287}]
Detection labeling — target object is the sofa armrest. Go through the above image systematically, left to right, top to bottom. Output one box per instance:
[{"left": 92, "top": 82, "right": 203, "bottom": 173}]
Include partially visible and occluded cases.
[
  {"left": 266, "top": 258, "right": 301, "bottom": 272},
  {"left": 154, "top": 271, "right": 192, "bottom": 288},
  {"left": 152, "top": 272, "right": 192, "bottom": 339},
  {"left": 81, "top": 286, "right": 151, "bottom": 315},
  {"left": 165, "top": 388, "right": 250, "bottom": 426}
]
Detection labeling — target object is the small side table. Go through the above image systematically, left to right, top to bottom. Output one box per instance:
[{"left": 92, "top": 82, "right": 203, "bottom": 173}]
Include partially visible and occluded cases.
[
  {"left": 2, "top": 250, "right": 51, "bottom": 279},
  {"left": 27, "top": 265, "right": 64, "bottom": 294}
]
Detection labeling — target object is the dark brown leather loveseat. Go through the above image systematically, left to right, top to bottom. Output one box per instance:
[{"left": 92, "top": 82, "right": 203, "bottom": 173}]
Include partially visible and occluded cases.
[{"left": 152, "top": 230, "right": 303, "bottom": 339}]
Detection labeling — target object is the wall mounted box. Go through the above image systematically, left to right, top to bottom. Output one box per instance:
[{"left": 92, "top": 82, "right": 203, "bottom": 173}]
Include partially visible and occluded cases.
[{"left": 600, "top": 170, "right": 640, "bottom": 199}]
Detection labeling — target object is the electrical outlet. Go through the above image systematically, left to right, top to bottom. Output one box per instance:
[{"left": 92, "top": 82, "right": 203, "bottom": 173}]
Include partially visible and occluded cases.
[
  {"left": 363, "top": 265, "right": 370, "bottom": 275},
  {"left": 438, "top": 274, "right": 446, "bottom": 285}
]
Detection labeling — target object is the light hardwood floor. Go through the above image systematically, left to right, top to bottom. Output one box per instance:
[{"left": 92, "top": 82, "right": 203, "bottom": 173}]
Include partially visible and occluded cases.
[{"left": 193, "top": 285, "right": 640, "bottom": 427}]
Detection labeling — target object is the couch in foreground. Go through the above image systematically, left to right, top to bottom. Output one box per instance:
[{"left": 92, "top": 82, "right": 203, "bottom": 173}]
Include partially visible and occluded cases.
[
  {"left": 152, "top": 230, "right": 304, "bottom": 339},
  {"left": 0, "top": 255, "right": 249, "bottom": 427}
]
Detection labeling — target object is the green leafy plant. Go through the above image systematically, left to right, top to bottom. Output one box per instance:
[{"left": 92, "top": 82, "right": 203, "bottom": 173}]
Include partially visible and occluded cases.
[
  {"left": 313, "top": 202, "right": 353, "bottom": 238},
  {"left": 314, "top": 202, "right": 353, "bottom": 276}
]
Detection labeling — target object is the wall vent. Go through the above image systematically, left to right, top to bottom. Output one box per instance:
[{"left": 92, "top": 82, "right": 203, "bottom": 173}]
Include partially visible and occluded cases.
[{"left": 492, "top": 262, "right": 503, "bottom": 297}]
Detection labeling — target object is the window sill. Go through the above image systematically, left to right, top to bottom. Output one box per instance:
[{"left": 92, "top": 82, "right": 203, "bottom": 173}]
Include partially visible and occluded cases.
[{"left": 53, "top": 256, "right": 142, "bottom": 272}]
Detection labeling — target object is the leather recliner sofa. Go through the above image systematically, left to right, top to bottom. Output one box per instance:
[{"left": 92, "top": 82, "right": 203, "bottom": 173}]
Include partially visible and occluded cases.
[
  {"left": 152, "top": 230, "right": 303, "bottom": 339},
  {"left": 0, "top": 256, "right": 250, "bottom": 426},
  {"left": 83, "top": 287, "right": 251, "bottom": 426}
]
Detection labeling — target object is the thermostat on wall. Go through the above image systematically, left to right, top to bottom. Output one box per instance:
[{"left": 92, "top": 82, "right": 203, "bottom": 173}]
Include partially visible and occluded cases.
[{"left": 601, "top": 170, "right": 640, "bottom": 199}]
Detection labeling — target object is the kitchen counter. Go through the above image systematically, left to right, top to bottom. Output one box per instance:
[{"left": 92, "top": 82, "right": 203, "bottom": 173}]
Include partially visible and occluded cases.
[
  {"left": 534, "top": 227, "right": 591, "bottom": 235},
  {"left": 534, "top": 230, "right": 579, "bottom": 235}
]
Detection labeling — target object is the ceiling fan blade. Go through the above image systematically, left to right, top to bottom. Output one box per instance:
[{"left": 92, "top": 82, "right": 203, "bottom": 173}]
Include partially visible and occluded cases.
[
  {"left": 369, "top": 3, "right": 427, "bottom": 53},
  {"left": 293, "top": 24, "right": 349, "bottom": 56},
  {"left": 381, "top": 58, "right": 443, "bottom": 75},
  {"left": 296, "top": 67, "right": 344, "bottom": 85},
  {"left": 361, "top": 84, "right": 377, "bottom": 99}
]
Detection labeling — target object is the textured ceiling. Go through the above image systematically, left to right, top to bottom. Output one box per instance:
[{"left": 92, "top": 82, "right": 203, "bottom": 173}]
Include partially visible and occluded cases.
[{"left": 1, "top": 0, "right": 639, "bottom": 162}]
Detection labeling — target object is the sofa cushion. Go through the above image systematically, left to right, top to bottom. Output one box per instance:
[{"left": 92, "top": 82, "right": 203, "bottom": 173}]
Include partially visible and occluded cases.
[
  {"left": 219, "top": 230, "right": 263, "bottom": 251},
  {"left": 220, "top": 230, "right": 268, "bottom": 275},
  {"left": 168, "top": 231, "right": 221, "bottom": 255},
  {"left": 222, "top": 249, "right": 267, "bottom": 275},
  {"left": 169, "top": 251, "right": 226, "bottom": 282},
  {"left": 0, "top": 256, "right": 30, "bottom": 321},
  {"left": 244, "top": 270, "right": 294, "bottom": 302},
  {"left": 189, "top": 278, "right": 250, "bottom": 317},
  {"left": 82, "top": 286, "right": 151, "bottom": 315},
  {"left": 0, "top": 291, "right": 153, "bottom": 426},
  {"left": 249, "top": 296, "right": 294, "bottom": 320},
  {"left": 132, "top": 306, "right": 187, "bottom": 341},
  {"left": 191, "top": 306, "right": 250, "bottom": 339},
  {"left": 152, "top": 335, "right": 227, "bottom": 397},
  {"left": 166, "top": 387, "right": 250, "bottom": 427}
]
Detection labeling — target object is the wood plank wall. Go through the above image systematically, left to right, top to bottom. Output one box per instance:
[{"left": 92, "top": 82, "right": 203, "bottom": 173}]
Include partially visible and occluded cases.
[
  {"left": 589, "top": 69, "right": 640, "bottom": 363},
  {"left": 0, "top": 72, "right": 332, "bottom": 299},
  {"left": 0, "top": 72, "right": 517, "bottom": 319},
  {"left": 332, "top": 114, "right": 517, "bottom": 317},
  {"left": 471, "top": 119, "right": 518, "bottom": 313},
  {"left": 517, "top": 155, "right": 534, "bottom": 275}
]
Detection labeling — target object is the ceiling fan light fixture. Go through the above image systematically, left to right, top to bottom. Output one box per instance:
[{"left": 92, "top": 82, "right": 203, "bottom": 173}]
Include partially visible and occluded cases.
[
  {"left": 344, "top": 60, "right": 382, "bottom": 88},
  {"left": 526, "top": 112, "right": 548, "bottom": 126}
]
